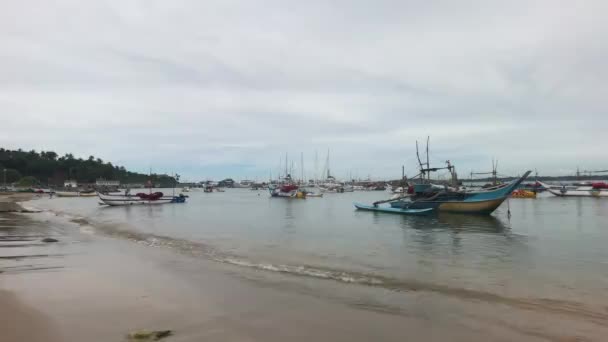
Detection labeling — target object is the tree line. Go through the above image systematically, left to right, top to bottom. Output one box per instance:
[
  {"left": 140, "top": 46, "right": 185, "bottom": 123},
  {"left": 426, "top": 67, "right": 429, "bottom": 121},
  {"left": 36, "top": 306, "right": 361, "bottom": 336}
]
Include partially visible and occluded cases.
[{"left": 0, "top": 148, "right": 176, "bottom": 187}]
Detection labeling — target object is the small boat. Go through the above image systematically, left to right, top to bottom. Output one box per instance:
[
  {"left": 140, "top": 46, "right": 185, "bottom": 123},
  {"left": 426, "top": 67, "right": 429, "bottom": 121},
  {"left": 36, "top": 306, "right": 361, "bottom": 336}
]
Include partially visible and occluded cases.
[
  {"left": 539, "top": 181, "right": 608, "bottom": 197},
  {"left": 182, "top": 187, "right": 191, "bottom": 192},
  {"left": 511, "top": 189, "right": 536, "bottom": 198},
  {"left": 55, "top": 191, "right": 82, "bottom": 197},
  {"left": 79, "top": 192, "right": 98, "bottom": 197},
  {"left": 98, "top": 192, "right": 187, "bottom": 206},
  {"left": 306, "top": 192, "right": 324, "bottom": 198},
  {"left": 354, "top": 202, "right": 434, "bottom": 215}
]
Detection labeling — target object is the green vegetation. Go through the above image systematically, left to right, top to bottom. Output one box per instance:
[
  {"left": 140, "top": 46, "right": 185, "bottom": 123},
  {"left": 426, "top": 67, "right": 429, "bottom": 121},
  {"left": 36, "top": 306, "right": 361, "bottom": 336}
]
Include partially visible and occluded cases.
[{"left": 0, "top": 148, "right": 176, "bottom": 187}]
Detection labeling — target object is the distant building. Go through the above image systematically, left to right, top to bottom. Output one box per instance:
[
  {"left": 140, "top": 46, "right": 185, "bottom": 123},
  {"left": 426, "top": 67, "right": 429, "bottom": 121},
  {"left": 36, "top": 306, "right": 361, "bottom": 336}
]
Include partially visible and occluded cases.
[
  {"left": 218, "top": 178, "right": 235, "bottom": 188},
  {"left": 96, "top": 179, "right": 120, "bottom": 187},
  {"left": 64, "top": 180, "right": 78, "bottom": 188}
]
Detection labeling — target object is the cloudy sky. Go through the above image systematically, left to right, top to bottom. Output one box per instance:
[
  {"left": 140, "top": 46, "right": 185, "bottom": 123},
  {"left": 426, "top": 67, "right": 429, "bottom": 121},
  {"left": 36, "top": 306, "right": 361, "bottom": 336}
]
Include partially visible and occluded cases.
[{"left": 1, "top": 0, "right": 606, "bottom": 181}]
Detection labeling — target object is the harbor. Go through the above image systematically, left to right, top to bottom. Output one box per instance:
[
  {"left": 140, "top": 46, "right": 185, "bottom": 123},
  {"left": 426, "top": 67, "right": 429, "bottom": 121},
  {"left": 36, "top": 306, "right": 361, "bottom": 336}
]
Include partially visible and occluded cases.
[
  {"left": 2, "top": 0, "right": 607, "bottom": 340},
  {"left": 2, "top": 185, "right": 608, "bottom": 340}
]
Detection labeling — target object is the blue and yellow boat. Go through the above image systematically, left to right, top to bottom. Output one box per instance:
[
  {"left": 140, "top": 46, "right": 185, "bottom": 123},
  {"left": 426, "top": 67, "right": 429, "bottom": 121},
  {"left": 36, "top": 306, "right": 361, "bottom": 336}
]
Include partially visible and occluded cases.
[{"left": 386, "top": 171, "right": 531, "bottom": 214}]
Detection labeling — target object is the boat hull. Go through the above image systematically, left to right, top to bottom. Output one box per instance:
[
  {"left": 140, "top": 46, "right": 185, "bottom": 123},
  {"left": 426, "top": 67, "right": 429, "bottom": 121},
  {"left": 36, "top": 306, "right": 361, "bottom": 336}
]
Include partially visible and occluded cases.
[{"left": 354, "top": 202, "right": 434, "bottom": 215}]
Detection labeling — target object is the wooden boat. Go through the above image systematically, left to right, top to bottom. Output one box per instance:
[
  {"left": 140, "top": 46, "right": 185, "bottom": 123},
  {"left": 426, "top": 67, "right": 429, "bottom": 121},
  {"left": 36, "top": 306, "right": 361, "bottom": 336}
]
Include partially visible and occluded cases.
[
  {"left": 359, "top": 139, "right": 531, "bottom": 215},
  {"left": 387, "top": 171, "right": 531, "bottom": 214},
  {"left": 539, "top": 181, "right": 608, "bottom": 197},
  {"left": 511, "top": 189, "right": 536, "bottom": 198},
  {"left": 55, "top": 191, "right": 82, "bottom": 197},
  {"left": 79, "top": 192, "right": 97, "bottom": 197},
  {"left": 98, "top": 192, "right": 187, "bottom": 206},
  {"left": 354, "top": 202, "right": 434, "bottom": 215}
]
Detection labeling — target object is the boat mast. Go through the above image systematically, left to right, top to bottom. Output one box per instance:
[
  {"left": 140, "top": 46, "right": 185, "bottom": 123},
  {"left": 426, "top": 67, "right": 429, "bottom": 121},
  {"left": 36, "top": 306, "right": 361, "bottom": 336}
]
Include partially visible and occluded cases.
[
  {"left": 426, "top": 136, "right": 430, "bottom": 181},
  {"left": 326, "top": 149, "right": 331, "bottom": 180},
  {"left": 314, "top": 150, "right": 318, "bottom": 184},
  {"left": 285, "top": 152, "right": 288, "bottom": 181}
]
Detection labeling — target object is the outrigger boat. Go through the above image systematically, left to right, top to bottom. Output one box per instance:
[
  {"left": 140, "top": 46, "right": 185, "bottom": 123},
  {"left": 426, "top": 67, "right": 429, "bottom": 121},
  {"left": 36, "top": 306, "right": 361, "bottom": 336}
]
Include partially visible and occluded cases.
[
  {"left": 354, "top": 138, "right": 531, "bottom": 215},
  {"left": 538, "top": 181, "right": 608, "bottom": 197},
  {"left": 98, "top": 192, "right": 187, "bottom": 206},
  {"left": 354, "top": 202, "right": 433, "bottom": 215}
]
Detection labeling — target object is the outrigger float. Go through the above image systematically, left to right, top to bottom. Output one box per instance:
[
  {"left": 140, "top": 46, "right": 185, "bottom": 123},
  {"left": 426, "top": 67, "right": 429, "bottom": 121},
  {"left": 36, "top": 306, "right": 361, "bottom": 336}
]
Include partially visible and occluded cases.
[{"left": 354, "top": 138, "right": 531, "bottom": 215}]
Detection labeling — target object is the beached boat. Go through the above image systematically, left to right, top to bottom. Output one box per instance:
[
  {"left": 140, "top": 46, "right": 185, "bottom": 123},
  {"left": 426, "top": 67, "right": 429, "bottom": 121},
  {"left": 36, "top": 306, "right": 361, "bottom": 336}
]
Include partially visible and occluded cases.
[
  {"left": 539, "top": 181, "right": 608, "bottom": 197},
  {"left": 55, "top": 191, "right": 82, "bottom": 197},
  {"left": 79, "top": 192, "right": 97, "bottom": 197},
  {"left": 98, "top": 192, "right": 187, "bottom": 206},
  {"left": 354, "top": 202, "right": 434, "bottom": 215}
]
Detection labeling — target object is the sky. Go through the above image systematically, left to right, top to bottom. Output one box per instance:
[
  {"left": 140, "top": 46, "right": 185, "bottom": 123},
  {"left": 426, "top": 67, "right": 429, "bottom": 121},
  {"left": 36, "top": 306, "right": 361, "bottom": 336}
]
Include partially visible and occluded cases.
[{"left": 1, "top": 0, "right": 607, "bottom": 181}]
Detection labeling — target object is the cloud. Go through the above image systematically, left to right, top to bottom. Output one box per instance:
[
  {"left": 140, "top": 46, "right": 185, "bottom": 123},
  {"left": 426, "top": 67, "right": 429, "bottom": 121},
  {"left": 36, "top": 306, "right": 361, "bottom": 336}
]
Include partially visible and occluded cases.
[{"left": 1, "top": 0, "right": 607, "bottom": 180}]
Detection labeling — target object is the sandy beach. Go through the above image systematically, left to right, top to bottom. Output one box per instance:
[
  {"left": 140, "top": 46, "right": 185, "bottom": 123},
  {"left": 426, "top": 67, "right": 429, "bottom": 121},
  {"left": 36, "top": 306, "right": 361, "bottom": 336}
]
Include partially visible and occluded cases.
[
  {"left": 0, "top": 193, "right": 37, "bottom": 212},
  {"left": 1, "top": 204, "right": 608, "bottom": 342}
]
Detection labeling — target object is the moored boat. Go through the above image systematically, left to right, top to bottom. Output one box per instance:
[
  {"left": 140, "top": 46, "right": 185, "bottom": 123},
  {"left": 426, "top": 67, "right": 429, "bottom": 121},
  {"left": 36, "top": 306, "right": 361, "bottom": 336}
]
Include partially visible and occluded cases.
[
  {"left": 355, "top": 139, "right": 531, "bottom": 215},
  {"left": 539, "top": 181, "right": 608, "bottom": 197},
  {"left": 511, "top": 189, "right": 536, "bottom": 199},
  {"left": 98, "top": 192, "right": 187, "bottom": 206},
  {"left": 354, "top": 202, "right": 434, "bottom": 215}
]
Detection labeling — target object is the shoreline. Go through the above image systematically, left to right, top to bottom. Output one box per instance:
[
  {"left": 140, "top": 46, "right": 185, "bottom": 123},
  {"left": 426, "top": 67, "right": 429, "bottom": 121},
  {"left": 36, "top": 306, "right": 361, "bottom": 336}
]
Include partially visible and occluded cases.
[
  {"left": 0, "top": 193, "right": 40, "bottom": 212},
  {"left": 2, "top": 204, "right": 608, "bottom": 341}
]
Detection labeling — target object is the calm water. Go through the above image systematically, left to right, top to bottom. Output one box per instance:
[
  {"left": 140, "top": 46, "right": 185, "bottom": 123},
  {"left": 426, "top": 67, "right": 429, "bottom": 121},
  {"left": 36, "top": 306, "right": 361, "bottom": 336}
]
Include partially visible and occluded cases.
[{"left": 30, "top": 189, "right": 608, "bottom": 304}]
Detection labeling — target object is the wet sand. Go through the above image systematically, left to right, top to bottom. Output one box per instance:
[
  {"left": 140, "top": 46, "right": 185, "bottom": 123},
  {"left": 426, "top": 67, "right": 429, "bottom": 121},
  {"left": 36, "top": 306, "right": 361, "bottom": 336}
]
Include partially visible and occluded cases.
[
  {"left": 0, "top": 193, "right": 36, "bottom": 212},
  {"left": 1, "top": 212, "right": 607, "bottom": 341}
]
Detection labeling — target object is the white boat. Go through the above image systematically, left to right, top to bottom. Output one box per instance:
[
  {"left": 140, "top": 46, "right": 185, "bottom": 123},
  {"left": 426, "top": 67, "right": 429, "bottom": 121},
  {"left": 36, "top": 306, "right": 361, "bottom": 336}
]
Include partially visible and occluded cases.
[
  {"left": 539, "top": 182, "right": 608, "bottom": 197},
  {"left": 181, "top": 187, "right": 191, "bottom": 192},
  {"left": 55, "top": 191, "right": 82, "bottom": 197},
  {"left": 98, "top": 192, "right": 187, "bottom": 206},
  {"left": 306, "top": 192, "right": 323, "bottom": 197}
]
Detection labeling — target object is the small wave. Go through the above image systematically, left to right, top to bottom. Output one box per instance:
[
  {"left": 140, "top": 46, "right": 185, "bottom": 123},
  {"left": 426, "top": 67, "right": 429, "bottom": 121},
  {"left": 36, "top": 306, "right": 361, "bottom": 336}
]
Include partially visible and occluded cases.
[{"left": 29, "top": 208, "right": 608, "bottom": 323}]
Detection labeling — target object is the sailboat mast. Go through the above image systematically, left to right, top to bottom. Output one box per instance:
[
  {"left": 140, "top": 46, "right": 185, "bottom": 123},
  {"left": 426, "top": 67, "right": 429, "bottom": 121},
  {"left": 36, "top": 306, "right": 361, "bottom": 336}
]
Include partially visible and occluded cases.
[
  {"left": 326, "top": 148, "right": 330, "bottom": 179},
  {"left": 314, "top": 150, "right": 318, "bottom": 184},
  {"left": 285, "top": 152, "right": 288, "bottom": 179},
  {"left": 301, "top": 152, "right": 304, "bottom": 184}
]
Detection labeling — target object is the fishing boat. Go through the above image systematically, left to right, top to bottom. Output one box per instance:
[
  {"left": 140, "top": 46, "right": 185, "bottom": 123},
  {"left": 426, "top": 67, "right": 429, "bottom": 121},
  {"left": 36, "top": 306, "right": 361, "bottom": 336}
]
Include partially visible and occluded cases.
[
  {"left": 355, "top": 138, "right": 531, "bottom": 215},
  {"left": 539, "top": 181, "right": 608, "bottom": 197},
  {"left": 511, "top": 189, "right": 536, "bottom": 198},
  {"left": 55, "top": 191, "right": 97, "bottom": 197},
  {"left": 98, "top": 192, "right": 187, "bottom": 206},
  {"left": 354, "top": 202, "right": 434, "bottom": 215}
]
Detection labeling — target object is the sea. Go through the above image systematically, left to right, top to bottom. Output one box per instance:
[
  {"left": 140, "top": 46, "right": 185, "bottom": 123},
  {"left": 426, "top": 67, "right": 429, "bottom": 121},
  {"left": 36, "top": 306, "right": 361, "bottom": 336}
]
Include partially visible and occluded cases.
[{"left": 24, "top": 188, "right": 608, "bottom": 307}]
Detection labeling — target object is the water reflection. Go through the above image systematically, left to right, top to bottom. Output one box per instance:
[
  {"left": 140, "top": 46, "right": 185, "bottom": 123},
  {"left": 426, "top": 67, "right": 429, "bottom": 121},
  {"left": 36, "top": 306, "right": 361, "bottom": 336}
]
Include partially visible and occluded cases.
[{"left": 403, "top": 213, "right": 508, "bottom": 234}]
